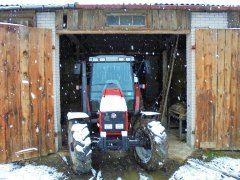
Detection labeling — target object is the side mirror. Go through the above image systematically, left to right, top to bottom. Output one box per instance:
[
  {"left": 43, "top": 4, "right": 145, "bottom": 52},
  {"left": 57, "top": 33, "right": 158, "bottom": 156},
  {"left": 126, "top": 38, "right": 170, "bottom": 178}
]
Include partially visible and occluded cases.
[{"left": 73, "top": 63, "right": 81, "bottom": 75}]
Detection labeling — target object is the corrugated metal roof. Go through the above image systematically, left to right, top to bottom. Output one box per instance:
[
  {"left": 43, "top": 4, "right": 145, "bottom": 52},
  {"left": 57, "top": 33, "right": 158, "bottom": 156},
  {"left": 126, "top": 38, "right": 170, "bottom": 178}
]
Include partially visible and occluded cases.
[
  {"left": 0, "top": 1, "right": 239, "bottom": 11},
  {"left": 0, "top": 3, "right": 75, "bottom": 10},
  {"left": 75, "top": 3, "right": 240, "bottom": 11}
]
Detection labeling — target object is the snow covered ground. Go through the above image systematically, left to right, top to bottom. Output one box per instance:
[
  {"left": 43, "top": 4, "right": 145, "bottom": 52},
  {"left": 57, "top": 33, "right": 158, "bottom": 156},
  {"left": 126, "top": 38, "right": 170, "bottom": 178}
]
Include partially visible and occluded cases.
[
  {"left": 0, "top": 156, "right": 239, "bottom": 179},
  {"left": 171, "top": 157, "right": 240, "bottom": 180},
  {"left": 0, "top": 163, "right": 66, "bottom": 180}
]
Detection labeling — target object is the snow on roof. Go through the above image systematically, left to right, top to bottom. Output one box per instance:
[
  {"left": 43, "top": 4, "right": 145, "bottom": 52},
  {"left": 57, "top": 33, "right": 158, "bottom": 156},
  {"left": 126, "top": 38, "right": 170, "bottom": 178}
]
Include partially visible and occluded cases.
[
  {"left": 0, "top": 0, "right": 239, "bottom": 7},
  {"left": 0, "top": 1, "right": 239, "bottom": 12}
]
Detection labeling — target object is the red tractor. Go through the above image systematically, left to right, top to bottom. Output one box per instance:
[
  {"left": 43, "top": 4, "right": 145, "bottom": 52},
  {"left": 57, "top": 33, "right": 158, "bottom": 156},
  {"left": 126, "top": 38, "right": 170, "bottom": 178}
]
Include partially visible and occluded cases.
[{"left": 67, "top": 55, "right": 168, "bottom": 174}]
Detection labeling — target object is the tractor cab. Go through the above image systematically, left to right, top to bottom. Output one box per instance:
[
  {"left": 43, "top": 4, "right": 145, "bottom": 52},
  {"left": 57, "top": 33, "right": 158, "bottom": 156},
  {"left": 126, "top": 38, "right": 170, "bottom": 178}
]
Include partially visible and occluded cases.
[{"left": 89, "top": 55, "right": 136, "bottom": 113}]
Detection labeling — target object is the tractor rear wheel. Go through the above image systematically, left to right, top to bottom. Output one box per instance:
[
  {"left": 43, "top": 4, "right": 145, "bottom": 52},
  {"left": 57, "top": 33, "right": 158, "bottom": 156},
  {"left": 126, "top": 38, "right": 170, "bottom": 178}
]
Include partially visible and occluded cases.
[
  {"left": 134, "top": 120, "right": 168, "bottom": 170},
  {"left": 68, "top": 121, "right": 92, "bottom": 174}
]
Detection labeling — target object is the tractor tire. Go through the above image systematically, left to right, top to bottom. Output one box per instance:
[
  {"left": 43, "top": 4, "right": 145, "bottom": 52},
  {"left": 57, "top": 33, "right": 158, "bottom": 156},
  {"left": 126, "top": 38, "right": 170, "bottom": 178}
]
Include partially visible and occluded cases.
[
  {"left": 134, "top": 120, "right": 168, "bottom": 171},
  {"left": 68, "top": 121, "right": 92, "bottom": 174}
]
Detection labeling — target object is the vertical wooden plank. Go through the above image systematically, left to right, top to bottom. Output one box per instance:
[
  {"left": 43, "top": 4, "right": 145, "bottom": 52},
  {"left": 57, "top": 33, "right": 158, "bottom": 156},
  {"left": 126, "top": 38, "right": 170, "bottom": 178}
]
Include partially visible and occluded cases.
[
  {"left": 55, "top": 10, "right": 64, "bottom": 30},
  {"left": 67, "top": 10, "right": 78, "bottom": 30},
  {"left": 78, "top": 10, "right": 83, "bottom": 30},
  {"left": 82, "top": 10, "right": 88, "bottom": 30},
  {"left": 88, "top": 10, "right": 94, "bottom": 30},
  {"left": 94, "top": 10, "right": 100, "bottom": 30},
  {"left": 95, "top": 10, "right": 105, "bottom": 30},
  {"left": 96, "top": 10, "right": 106, "bottom": 29},
  {"left": 152, "top": 10, "right": 159, "bottom": 30},
  {"left": 158, "top": 10, "right": 165, "bottom": 29},
  {"left": 165, "top": 10, "right": 172, "bottom": 30},
  {"left": 169, "top": 10, "right": 177, "bottom": 30},
  {"left": 176, "top": 10, "right": 182, "bottom": 30},
  {"left": 176, "top": 11, "right": 189, "bottom": 30},
  {"left": 0, "top": 26, "right": 7, "bottom": 163},
  {"left": 6, "top": 26, "right": 22, "bottom": 162},
  {"left": 19, "top": 26, "right": 32, "bottom": 159},
  {"left": 6, "top": 27, "right": 13, "bottom": 162},
  {"left": 14, "top": 27, "right": 22, "bottom": 161},
  {"left": 28, "top": 28, "right": 40, "bottom": 157},
  {"left": 38, "top": 29, "right": 47, "bottom": 155},
  {"left": 44, "top": 29, "right": 55, "bottom": 153},
  {"left": 195, "top": 29, "right": 205, "bottom": 148},
  {"left": 211, "top": 29, "right": 218, "bottom": 147},
  {"left": 201, "top": 30, "right": 210, "bottom": 144},
  {"left": 216, "top": 30, "right": 226, "bottom": 149},
  {"left": 222, "top": 30, "right": 232, "bottom": 149},
  {"left": 230, "top": 30, "right": 238, "bottom": 148},
  {"left": 236, "top": 30, "right": 240, "bottom": 148}
]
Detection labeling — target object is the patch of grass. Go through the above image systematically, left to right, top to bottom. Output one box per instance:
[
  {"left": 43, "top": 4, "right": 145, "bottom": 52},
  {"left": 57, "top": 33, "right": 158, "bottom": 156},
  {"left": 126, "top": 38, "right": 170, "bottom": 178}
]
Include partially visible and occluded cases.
[{"left": 202, "top": 151, "right": 240, "bottom": 162}]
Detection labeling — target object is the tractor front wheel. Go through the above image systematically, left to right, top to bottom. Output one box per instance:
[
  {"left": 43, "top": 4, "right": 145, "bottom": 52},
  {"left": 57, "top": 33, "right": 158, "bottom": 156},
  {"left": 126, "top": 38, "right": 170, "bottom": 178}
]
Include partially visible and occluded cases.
[
  {"left": 134, "top": 120, "right": 168, "bottom": 170},
  {"left": 68, "top": 121, "right": 92, "bottom": 174}
]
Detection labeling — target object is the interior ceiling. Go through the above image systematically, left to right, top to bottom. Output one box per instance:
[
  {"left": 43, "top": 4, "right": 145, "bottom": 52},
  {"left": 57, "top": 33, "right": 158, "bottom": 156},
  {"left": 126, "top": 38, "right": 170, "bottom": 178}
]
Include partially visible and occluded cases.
[{"left": 65, "top": 34, "right": 179, "bottom": 55}]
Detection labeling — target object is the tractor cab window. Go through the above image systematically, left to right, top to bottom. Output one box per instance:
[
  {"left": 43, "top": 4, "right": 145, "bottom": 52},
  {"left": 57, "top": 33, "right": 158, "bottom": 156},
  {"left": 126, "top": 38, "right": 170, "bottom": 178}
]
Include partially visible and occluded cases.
[{"left": 90, "top": 62, "right": 135, "bottom": 112}]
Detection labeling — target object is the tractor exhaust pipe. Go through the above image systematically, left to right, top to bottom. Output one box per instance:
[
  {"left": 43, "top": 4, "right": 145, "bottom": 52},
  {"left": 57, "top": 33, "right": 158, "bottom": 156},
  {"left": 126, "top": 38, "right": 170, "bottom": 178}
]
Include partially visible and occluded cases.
[{"left": 81, "top": 61, "right": 88, "bottom": 114}]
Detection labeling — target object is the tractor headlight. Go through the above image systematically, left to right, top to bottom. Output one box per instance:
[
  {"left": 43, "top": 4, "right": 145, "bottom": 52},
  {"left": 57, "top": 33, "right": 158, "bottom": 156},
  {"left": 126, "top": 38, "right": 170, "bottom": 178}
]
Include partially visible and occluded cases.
[
  {"left": 104, "top": 124, "right": 113, "bottom": 130},
  {"left": 115, "top": 124, "right": 124, "bottom": 129}
]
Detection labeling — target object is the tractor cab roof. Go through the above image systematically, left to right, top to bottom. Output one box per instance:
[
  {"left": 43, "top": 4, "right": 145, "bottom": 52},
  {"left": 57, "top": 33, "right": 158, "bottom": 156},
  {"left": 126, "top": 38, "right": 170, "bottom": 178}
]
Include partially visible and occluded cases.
[{"left": 89, "top": 55, "right": 134, "bottom": 62}]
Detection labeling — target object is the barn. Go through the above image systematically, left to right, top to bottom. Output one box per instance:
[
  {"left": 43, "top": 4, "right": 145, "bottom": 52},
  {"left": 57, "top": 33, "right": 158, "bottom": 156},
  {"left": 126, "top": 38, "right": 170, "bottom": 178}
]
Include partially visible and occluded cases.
[{"left": 0, "top": 1, "right": 239, "bottom": 163}]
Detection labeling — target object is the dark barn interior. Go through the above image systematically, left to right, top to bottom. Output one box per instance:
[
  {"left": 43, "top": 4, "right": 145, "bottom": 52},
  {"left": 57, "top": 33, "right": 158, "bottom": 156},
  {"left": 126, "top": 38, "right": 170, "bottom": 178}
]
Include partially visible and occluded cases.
[{"left": 59, "top": 34, "right": 187, "bottom": 145}]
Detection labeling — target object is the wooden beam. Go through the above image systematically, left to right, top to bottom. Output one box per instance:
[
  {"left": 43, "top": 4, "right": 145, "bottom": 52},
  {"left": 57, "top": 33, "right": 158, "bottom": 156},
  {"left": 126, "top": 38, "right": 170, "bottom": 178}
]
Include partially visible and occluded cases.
[{"left": 57, "top": 29, "right": 190, "bottom": 35}]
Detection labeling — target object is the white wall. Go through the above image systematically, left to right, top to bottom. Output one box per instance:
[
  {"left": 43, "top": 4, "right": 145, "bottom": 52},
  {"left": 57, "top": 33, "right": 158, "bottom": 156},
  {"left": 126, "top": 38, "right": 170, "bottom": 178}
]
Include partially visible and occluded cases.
[
  {"left": 36, "top": 12, "right": 61, "bottom": 151},
  {"left": 186, "top": 12, "right": 228, "bottom": 148}
]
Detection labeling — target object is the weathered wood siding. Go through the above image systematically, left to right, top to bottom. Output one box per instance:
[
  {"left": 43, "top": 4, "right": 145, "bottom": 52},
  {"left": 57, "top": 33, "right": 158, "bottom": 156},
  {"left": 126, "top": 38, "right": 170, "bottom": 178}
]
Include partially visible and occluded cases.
[
  {"left": 56, "top": 9, "right": 190, "bottom": 32},
  {"left": 0, "top": 10, "right": 36, "bottom": 27},
  {"left": 228, "top": 12, "right": 240, "bottom": 28},
  {"left": 0, "top": 24, "right": 55, "bottom": 163},
  {"left": 195, "top": 29, "right": 240, "bottom": 150}
]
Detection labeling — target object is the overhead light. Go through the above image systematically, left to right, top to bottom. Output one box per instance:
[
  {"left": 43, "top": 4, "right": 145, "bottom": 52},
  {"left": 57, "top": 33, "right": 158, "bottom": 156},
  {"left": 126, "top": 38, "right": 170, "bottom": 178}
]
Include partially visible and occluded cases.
[
  {"left": 90, "top": 57, "right": 98, "bottom": 62},
  {"left": 99, "top": 58, "right": 106, "bottom": 61}
]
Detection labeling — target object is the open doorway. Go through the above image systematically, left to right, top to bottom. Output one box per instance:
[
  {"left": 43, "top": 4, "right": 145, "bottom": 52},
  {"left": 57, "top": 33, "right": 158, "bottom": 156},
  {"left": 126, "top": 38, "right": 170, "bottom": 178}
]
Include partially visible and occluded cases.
[{"left": 59, "top": 34, "right": 187, "bottom": 148}]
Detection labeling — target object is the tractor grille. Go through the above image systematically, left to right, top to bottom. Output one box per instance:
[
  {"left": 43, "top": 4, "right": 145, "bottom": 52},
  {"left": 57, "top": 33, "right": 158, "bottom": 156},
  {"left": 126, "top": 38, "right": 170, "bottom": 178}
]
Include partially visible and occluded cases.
[{"left": 101, "top": 112, "right": 127, "bottom": 133}]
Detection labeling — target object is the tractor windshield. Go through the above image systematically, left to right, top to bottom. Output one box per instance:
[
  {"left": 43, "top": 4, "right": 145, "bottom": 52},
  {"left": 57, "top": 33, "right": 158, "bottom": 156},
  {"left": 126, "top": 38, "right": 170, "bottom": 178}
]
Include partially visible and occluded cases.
[{"left": 90, "top": 62, "right": 135, "bottom": 112}]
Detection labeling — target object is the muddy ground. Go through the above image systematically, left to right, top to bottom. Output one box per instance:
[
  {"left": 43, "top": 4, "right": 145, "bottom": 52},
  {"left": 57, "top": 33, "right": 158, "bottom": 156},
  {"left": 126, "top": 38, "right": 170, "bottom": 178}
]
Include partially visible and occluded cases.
[
  {"left": 15, "top": 148, "right": 240, "bottom": 180},
  {"left": 18, "top": 148, "right": 182, "bottom": 180}
]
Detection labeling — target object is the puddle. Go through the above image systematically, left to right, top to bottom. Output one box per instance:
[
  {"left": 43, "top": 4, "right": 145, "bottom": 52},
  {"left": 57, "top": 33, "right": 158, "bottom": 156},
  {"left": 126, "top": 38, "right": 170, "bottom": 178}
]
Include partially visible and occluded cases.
[{"left": 80, "top": 150, "right": 169, "bottom": 180}]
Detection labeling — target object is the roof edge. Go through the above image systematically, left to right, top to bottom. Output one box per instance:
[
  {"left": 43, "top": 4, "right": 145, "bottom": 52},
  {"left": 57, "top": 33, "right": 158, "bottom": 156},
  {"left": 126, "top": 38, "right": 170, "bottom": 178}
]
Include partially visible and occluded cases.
[
  {"left": 0, "top": 3, "right": 240, "bottom": 11},
  {"left": 0, "top": 3, "right": 75, "bottom": 10},
  {"left": 75, "top": 4, "right": 240, "bottom": 11}
]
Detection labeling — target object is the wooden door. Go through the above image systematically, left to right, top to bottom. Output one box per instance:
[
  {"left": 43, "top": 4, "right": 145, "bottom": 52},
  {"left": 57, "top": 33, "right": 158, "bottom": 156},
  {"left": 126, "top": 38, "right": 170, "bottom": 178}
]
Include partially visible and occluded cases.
[
  {"left": 0, "top": 24, "right": 55, "bottom": 163},
  {"left": 195, "top": 29, "right": 240, "bottom": 150}
]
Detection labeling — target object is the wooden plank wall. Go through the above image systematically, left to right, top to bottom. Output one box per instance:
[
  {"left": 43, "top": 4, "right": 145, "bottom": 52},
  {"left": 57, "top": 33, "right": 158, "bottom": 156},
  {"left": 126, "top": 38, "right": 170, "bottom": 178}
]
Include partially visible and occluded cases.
[
  {"left": 56, "top": 9, "right": 190, "bottom": 32},
  {"left": 0, "top": 10, "right": 36, "bottom": 27},
  {"left": 228, "top": 12, "right": 240, "bottom": 28},
  {"left": 0, "top": 25, "right": 55, "bottom": 163},
  {"left": 195, "top": 29, "right": 240, "bottom": 150}
]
